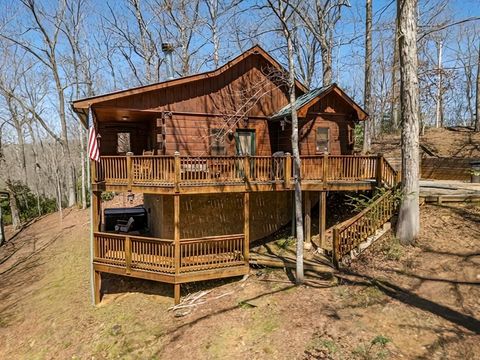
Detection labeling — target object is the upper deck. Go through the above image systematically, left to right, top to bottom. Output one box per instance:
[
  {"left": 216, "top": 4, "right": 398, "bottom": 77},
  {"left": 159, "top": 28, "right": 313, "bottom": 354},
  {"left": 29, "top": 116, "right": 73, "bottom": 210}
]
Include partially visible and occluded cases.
[{"left": 91, "top": 153, "right": 398, "bottom": 194}]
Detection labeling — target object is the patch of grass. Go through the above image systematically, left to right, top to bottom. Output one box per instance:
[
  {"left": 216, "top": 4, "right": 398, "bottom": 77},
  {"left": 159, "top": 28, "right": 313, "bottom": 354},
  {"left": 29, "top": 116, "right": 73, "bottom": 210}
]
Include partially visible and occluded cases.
[
  {"left": 275, "top": 236, "right": 295, "bottom": 250},
  {"left": 381, "top": 237, "right": 404, "bottom": 261},
  {"left": 354, "top": 286, "right": 386, "bottom": 308},
  {"left": 237, "top": 300, "right": 255, "bottom": 309},
  {"left": 352, "top": 335, "right": 391, "bottom": 360}
]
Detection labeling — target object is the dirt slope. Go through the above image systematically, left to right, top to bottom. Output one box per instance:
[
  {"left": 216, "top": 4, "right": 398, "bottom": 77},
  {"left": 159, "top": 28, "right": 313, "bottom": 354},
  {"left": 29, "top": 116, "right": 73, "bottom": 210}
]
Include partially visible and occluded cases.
[
  {"left": 372, "top": 127, "right": 480, "bottom": 159},
  {"left": 0, "top": 203, "right": 479, "bottom": 359}
]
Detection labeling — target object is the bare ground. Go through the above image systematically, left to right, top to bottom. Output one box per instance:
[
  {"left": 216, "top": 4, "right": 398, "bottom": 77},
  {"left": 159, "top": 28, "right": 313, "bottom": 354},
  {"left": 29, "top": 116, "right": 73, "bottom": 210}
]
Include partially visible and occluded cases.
[{"left": 0, "top": 202, "right": 479, "bottom": 359}]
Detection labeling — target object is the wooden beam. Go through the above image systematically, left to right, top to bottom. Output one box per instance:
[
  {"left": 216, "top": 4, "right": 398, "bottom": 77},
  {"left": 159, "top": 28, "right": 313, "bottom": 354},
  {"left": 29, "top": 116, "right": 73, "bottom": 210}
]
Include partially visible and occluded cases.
[
  {"left": 92, "top": 191, "right": 102, "bottom": 232},
  {"left": 319, "top": 191, "right": 327, "bottom": 249},
  {"left": 244, "top": 192, "right": 250, "bottom": 263},
  {"left": 174, "top": 194, "right": 180, "bottom": 276},
  {"left": 93, "top": 270, "right": 102, "bottom": 305},
  {"left": 174, "top": 284, "right": 181, "bottom": 305}
]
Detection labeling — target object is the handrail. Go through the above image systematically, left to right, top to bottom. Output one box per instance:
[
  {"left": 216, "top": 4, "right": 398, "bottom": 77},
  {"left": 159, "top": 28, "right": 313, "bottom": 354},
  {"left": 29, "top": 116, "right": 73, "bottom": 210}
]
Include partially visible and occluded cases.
[
  {"left": 332, "top": 188, "right": 398, "bottom": 267},
  {"left": 94, "top": 231, "right": 174, "bottom": 243}
]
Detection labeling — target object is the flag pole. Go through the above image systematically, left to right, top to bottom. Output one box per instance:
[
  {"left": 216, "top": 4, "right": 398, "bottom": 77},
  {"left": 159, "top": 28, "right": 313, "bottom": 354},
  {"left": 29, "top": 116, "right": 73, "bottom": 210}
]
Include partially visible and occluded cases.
[{"left": 87, "top": 107, "right": 95, "bottom": 305}]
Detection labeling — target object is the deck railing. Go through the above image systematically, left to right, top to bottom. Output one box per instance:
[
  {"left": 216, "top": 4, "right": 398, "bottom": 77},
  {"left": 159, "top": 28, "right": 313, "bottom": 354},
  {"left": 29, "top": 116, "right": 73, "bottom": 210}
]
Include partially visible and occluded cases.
[
  {"left": 93, "top": 153, "right": 397, "bottom": 190},
  {"left": 332, "top": 188, "right": 398, "bottom": 267},
  {"left": 93, "top": 232, "right": 245, "bottom": 275},
  {"left": 180, "top": 234, "right": 245, "bottom": 272}
]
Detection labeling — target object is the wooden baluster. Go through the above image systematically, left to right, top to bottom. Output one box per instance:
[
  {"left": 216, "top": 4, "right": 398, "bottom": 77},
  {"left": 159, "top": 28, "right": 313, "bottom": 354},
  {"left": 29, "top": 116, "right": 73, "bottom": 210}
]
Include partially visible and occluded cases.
[{"left": 323, "top": 153, "right": 328, "bottom": 187}]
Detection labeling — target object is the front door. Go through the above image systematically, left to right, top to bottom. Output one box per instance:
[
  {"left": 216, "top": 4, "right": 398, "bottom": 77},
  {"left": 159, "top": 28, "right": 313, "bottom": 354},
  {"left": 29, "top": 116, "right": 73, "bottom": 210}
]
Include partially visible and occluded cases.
[{"left": 235, "top": 130, "right": 256, "bottom": 156}]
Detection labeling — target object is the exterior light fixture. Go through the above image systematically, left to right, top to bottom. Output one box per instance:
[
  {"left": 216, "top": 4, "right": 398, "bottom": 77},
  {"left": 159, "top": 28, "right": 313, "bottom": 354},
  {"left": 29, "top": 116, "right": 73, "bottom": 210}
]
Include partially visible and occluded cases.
[
  {"left": 121, "top": 116, "right": 130, "bottom": 121},
  {"left": 280, "top": 119, "right": 286, "bottom": 131}
]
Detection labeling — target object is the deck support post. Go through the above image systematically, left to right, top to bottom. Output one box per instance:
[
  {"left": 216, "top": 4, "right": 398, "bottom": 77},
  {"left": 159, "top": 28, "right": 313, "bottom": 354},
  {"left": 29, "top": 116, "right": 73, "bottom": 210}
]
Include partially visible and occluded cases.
[
  {"left": 304, "top": 191, "right": 311, "bottom": 245},
  {"left": 319, "top": 191, "right": 327, "bottom": 249},
  {"left": 243, "top": 192, "right": 250, "bottom": 263},
  {"left": 174, "top": 194, "right": 181, "bottom": 304},
  {"left": 93, "top": 270, "right": 102, "bottom": 305},
  {"left": 174, "top": 284, "right": 181, "bottom": 305}
]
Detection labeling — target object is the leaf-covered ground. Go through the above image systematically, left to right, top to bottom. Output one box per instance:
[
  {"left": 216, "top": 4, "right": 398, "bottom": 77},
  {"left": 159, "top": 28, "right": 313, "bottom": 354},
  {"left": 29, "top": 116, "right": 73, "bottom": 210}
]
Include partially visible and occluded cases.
[{"left": 0, "top": 203, "right": 479, "bottom": 359}]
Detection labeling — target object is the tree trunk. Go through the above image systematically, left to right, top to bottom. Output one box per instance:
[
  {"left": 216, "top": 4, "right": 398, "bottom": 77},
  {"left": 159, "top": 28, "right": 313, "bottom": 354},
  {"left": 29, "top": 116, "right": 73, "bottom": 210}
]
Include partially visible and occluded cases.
[
  {"left": 363, "top": 0, "right": 373, "bottom": 153},
  {"left": 396, "top": 0, "right": 420, "bottom": 245},
  {"left": 390, "top": 18, "right": 400, "bottom": 131},
  {"left": 286, "top": 35, "right": 304, "bottom": 285},
  {"left": 435, "top": 40, "right": 443, "bottom": 128},
  {"left": 321, "top": 41, "right": 333, "bottom": 86},
  {"left": 475, "top": 42, "right": 480, "bottom": 132},
  {"left": 6, "top": 181, "right": 21, "bottom": 231},
  {"left": 0, "top": 202, "right": 5, "bottom": 246}
]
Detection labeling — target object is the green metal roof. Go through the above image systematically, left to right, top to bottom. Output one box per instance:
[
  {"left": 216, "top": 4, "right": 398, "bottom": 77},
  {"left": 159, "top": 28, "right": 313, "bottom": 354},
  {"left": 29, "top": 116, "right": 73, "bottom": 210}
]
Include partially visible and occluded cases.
[{"left": 270, "top": 84, "right": 334, "bottom": 120}]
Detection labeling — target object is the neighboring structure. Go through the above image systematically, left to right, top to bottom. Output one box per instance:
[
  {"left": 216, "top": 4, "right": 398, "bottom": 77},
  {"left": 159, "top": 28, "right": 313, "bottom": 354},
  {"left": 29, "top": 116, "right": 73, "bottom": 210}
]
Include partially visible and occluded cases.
[{"left": 73, "top": 45, "right": 397, "bottom": 304}]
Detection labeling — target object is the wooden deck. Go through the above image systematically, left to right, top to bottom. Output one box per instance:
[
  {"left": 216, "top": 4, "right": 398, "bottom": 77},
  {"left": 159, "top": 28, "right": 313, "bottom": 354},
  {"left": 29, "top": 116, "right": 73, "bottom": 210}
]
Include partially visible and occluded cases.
[
  {"left": 91, "top": 154, "right": 398, "bottom": 194},
  {"left": 91, "top": 155, "right": 399, "bottom": 304},
  {"left": 93, "top": 232, "right": 248, "bottom": 281}
]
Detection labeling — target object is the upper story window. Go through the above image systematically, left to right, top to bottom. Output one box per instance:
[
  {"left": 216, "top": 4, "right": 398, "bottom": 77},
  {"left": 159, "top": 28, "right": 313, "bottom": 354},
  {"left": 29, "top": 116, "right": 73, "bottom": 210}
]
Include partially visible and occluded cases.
[
  {"left": 316, "top": 127, "right": 329, "bottom": 153},
  {"left": 210, "top": 128, "right": 226, "bottom": 155},
  {"left": 117, "top": 132, "right": 131, "bottom": 154}
]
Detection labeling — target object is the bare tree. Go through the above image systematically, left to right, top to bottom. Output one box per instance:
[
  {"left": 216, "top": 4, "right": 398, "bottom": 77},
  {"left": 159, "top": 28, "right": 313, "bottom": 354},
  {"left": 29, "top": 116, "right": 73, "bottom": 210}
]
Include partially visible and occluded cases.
[
  {"left": 267, "top": 0, "right": 304, "bottom": 284},
  {"left": 288, "top": 0, "right": 350, "bottom": 86},
  {"left": 363, "top": 0, "right": 372, "bottom": 152},
  {"left": 396, "top": 0, "right": 420, "bottom": 245}
]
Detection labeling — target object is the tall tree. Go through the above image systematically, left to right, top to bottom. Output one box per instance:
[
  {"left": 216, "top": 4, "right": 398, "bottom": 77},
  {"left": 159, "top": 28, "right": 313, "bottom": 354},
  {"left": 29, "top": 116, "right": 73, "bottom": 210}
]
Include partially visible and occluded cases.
[
  {"left": 267, "top": 0, "right": 304, "bottom": 283},
  {"left": 288, "top": 0, "right": 350, "bottom": 86},
  {"left": 363, "top": 0, "right": 372, "bottom": 152},
  {"left": 396, "top": 0, "right": 420, "bottom": 244},
  {"left": 475, "top": 42, "right": 480, "bottom": 132}
]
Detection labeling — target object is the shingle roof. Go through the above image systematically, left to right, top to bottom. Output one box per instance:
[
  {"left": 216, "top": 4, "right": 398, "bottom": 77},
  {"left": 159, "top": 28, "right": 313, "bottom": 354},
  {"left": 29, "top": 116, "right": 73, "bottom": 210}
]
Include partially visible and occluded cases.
[{"left": 270, "top": 84, "right": 334, "bottom": 120}]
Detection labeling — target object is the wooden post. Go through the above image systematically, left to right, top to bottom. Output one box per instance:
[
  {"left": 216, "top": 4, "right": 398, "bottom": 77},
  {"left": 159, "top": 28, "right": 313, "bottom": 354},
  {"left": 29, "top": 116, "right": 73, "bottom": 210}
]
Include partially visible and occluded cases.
[
  {"left": 174, "top": 151, "right": 181, "bottom": 193},
  {"left": 322, "top": 152, "right": 329, "bottom": 189},
  {"left": 126, "top": 153, "right": 133, "bottom": 191},
  {"left": 285, "top": 153, "right": 292, "bottom": 188},
  {"left": 376, "top": 153, "right": 383, "bottom": 186},
  {"left": 244, "top": 155, "right": 251, "bottom": 181},
  {"left": 90, "top": 159, "right": 97, "bottom": 183},
  {"left": 92, "top": 191, "right": 101, "bottom": 232},
  {"left": 304, "top": 191, "right": 311, "bottom": 245},
  {"left": 319, "top": 191, "right": 326, "bottom": 249},
  {"left": 243, "top": 192, "right": 250, "bottom": 263},
  {"left": 173, "top": 194, "right": 181, "bottom": 304},
  {"left": 332, "top": 227, "right": 340, "bottom": 269},
  {"left": 125, "top": 236, "right": 132, "bottom": 275},
  {"left": 93, "top": 270, "right": 102, "bottom": 305},
  {"left": 174, "top": 284, "right": 181, "bottom": 305}
]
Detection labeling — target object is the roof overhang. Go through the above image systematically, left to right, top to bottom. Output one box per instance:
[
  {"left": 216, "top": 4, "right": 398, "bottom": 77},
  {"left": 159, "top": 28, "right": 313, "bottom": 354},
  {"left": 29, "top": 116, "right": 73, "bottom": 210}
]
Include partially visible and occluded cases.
[{"left": 270, "top": 83, "right": 368, "bottom": 121}]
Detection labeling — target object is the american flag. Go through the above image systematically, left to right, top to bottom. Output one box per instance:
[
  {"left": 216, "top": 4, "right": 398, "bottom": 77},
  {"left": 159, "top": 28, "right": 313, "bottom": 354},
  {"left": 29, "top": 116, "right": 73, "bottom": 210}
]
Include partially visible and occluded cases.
[{"left": 88, "top": 126, "right": 100, "bottom": 162}]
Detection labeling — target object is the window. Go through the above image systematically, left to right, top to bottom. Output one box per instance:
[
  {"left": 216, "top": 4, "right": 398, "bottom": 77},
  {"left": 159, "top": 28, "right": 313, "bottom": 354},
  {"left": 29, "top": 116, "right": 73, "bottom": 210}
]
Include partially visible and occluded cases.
[
  {"left": 316, "top": 127, "right": 329, "bottom": 153},
  {"left": 210, "top": 129, "right": 226, "bottom": 155},
  {"left": 117, "top": 132, "right": 131, "bottom": 154}
]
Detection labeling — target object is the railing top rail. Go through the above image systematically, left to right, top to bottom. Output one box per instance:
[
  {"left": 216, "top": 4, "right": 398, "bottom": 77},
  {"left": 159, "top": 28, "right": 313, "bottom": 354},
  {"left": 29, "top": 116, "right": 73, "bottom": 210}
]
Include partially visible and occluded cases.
[
  {"left": 334, "top": 189, "right": 394, "bottom": 232},
  {"left": 94, "top": 231, "right": 174, "bottom": 243},
  {"left": 181, "top": 233, "right": 244, "bottom": 243}
]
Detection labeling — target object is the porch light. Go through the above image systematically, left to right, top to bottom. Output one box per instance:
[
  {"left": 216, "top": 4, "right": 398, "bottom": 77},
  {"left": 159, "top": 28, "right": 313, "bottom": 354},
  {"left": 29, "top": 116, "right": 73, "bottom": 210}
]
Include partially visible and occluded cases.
[
  {"left": 121, "top": 116, "right": 130, "bottom": 121},
  {"left": 280, "top": 119, "right": 286, "bottom": 131},
  {"left": 127, "top": 193, "right": 135, "bottom": 203}
]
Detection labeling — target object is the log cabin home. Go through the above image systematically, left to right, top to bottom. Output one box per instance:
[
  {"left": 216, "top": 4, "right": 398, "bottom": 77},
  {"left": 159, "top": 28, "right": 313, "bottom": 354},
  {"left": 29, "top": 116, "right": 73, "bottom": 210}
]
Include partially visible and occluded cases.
[{"left": 72, "top": 45, "right": 398, "bottom": 305}]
